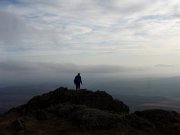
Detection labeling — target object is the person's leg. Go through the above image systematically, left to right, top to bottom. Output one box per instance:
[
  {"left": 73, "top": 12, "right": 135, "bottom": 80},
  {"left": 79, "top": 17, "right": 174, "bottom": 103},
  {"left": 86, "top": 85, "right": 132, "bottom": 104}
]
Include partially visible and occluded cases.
[
  {"left": 76, "top": 83, "right": 80, "bottom": 90},
  {"left": 78, "top": 84, "right": 80, "bottom": 90}
]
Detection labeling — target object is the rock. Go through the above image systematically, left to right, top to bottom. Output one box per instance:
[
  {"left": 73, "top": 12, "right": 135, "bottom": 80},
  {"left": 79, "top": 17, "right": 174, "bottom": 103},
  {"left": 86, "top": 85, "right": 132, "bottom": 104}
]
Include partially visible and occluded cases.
[
  {"left": 1, "top": 87, "right": 180, "bottom": 135},
  {"left": 24, "top": 87, "right": 129, "bottom": 114},
  {"left": 47, "top": 103, "right": 122, "bottom": 129},
  {"left": 47, "top": 104, "right": 87, "bottom": 118},
  {"left": 70, "top": 107, "right": 121, "bottom": 129},
  {"left": 31, "top": 109, "right": 47, "bottom": 120},
  {"left": 135, "top": 109, "right": 180, "bottom": 135},
  {"left": 118, "top": 114, "right": 155, "bottom": 131},
  {"left": 9, "top": 118, "right": 24, "bottom": 131}
]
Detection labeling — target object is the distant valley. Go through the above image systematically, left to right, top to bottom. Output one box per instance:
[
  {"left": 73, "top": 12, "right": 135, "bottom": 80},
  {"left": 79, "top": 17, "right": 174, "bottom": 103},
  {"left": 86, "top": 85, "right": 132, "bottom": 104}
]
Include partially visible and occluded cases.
[{"left": 0, "top": 84, "right": 180, "bottom": 113}]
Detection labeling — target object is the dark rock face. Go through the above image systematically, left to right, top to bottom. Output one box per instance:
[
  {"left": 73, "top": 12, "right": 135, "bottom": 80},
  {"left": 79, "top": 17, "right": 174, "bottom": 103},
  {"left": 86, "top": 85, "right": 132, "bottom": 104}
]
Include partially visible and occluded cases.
[{"left": 24, "top": 87, "right": 129, "bottom": 114}]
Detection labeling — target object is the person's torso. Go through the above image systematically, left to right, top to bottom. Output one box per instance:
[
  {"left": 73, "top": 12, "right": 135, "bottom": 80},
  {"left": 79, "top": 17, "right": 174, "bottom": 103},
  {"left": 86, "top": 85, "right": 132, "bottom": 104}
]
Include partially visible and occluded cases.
[{"left": 75, "top": 76, "right": 81, "bottom": 83}]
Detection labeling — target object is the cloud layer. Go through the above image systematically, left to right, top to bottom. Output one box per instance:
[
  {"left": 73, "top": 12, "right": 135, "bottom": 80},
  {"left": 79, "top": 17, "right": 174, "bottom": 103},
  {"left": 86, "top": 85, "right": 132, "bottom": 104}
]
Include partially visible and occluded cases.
[
  {"left": 0, "top": 0, "right": 180, "bottom": 85},
  {"left": 0, "top": 0, "right": 180, "bottom": 55}
]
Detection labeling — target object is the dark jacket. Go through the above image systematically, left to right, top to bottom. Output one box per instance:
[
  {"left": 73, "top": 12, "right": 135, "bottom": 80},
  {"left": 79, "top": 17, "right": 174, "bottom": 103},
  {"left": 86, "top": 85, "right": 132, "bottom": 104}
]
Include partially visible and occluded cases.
[{"left": 74, "top": 75, "right": 82, "bottom": 84}]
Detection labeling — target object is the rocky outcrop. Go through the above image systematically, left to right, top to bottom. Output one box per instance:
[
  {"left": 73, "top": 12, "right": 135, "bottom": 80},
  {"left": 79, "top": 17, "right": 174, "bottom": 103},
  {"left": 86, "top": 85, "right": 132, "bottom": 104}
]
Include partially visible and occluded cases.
[{"left": 24, "top": 87, "right": 129, "bottom": 114}]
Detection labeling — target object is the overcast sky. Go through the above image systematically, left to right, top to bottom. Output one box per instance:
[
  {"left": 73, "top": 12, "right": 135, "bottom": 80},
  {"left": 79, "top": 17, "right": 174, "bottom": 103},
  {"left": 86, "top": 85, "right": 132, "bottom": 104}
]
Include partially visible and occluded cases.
[{"left": 0, "top": 0, "right": 180, "bottom": 86}]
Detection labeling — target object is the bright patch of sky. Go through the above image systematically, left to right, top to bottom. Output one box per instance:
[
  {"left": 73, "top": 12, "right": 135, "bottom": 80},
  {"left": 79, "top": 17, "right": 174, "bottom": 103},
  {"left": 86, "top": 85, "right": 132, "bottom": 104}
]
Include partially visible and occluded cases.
[{"left": 0, "top": 0, "right": 180, "bottom": 80}]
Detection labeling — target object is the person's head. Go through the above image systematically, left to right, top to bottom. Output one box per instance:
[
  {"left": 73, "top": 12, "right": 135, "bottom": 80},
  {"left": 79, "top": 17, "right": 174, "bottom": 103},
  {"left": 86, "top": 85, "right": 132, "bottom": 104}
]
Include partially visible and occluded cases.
[{"left": 78, "top": 73, "right": 80, "bottom": 76}]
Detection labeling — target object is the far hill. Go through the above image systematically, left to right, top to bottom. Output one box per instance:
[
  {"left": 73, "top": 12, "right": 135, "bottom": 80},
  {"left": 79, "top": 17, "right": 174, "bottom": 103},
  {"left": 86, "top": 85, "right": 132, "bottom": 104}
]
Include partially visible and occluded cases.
[
  {"left": 0, "top": 87, "right": 180, "bottom": 135},
  {"left": 113, "top": 94, "right": 180, "bottom": 112}
]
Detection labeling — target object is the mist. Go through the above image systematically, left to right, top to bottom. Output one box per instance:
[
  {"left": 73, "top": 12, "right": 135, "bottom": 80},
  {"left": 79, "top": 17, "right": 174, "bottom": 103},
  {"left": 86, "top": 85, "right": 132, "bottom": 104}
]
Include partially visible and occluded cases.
[
  {"left": 0, "top": 60, "right": 180, "bottom": 101},
  {"left": 1, "top": 61, "right": 180, "bottom": 113}
]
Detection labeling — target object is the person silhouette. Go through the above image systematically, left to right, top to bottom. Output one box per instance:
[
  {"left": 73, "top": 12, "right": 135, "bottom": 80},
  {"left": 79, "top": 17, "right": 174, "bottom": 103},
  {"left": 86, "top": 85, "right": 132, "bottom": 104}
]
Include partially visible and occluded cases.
[{"left": 74, "top": 73, "right": 82, "bottom": 91}]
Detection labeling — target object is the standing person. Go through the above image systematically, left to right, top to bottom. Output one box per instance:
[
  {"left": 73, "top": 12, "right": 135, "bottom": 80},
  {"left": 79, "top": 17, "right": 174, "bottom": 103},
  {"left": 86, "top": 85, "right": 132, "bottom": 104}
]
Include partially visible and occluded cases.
[{"left": 74, "top": 73, "right": 82, "bottom": 91}]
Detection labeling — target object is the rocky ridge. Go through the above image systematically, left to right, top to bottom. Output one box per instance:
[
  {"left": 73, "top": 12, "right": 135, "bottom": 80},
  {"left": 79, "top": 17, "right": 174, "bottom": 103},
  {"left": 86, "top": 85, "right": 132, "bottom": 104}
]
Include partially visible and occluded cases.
[{"left": 0, "top": 87, "right": 180, "bottom": 135}]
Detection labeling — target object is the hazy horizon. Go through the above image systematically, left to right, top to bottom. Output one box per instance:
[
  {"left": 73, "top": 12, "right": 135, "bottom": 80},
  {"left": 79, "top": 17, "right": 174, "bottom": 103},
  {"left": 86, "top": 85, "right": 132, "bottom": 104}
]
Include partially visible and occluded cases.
[
  {"left": 1, "top": 75, "right": 180, "bottom": 113},
  {"left": 1, "top": 75, "right": 180, "bottom": 100}
]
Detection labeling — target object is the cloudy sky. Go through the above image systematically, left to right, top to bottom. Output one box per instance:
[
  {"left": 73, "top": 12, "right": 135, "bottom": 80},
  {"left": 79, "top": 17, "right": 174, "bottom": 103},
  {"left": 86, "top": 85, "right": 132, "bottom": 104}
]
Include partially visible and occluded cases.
[{"left": 0, "top": 0, "right": 180, "bottom": 86}]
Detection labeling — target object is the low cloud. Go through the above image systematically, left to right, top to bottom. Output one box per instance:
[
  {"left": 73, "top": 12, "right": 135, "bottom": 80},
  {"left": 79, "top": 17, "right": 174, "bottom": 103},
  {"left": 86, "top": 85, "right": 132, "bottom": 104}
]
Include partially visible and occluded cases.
[
  {"left": 0, "top": 60, "right": 149, "bottom": 86},
  {"left": 0, "top": 61, "right": 146, "bottom": 74},
  {"left": 155, "top": 64, "right": 180, "bottom": 68}
]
